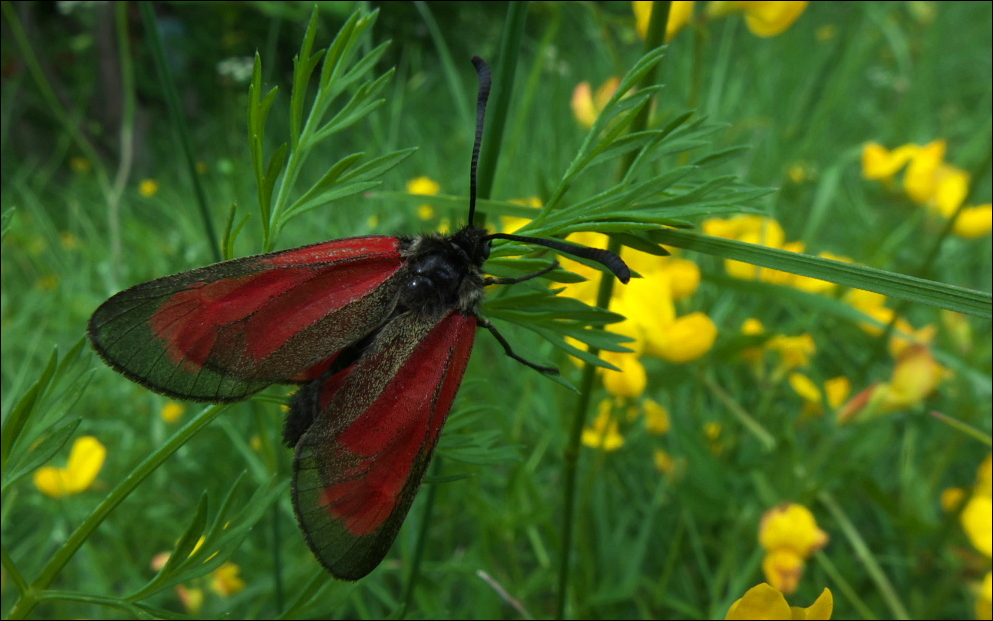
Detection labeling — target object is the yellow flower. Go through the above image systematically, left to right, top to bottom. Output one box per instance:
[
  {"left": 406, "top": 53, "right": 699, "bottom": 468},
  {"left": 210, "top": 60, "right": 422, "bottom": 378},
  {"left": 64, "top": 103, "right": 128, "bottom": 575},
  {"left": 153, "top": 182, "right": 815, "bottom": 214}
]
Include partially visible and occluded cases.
[
  {"left": 634, "top": 1, "right": 696, "bottom": 41},
  {"left": 707, "top": 1, "right": 809, "bottom": 37},
  {"left": 740, "top": 1, "right": 809, "bottom": 37},
  {"left": 571, "top": 77, "right": 621, "bottom": 129},
  {"left": 903, "top": 139, "right": 948, "bottom": 205},
  {"left": 862, "top": 140, "right": 993, "bottom": 239},
  {"left": 866, "top": 140, "right": 979, "bottom": 225},
  {"left": 861, "top": 142, "right": 919, "bottom": 181},
  {"left": 927, "top": 163, "right": 970, "bottom": 218},
  {"left": 406, "top": 176, "right": 440, "bottom": 220},
  {"left": 407, "top": 176, "right": 440, "bottom": 195},
  {"left": 139, "top": 179, "right": 160, "bottom": 198},
  {"left": 417, "top": 204, "right": 435, "bottom": 220},
  {"left": 954, "top": 204, "right": 993, "bottom": 238},
  {"left": 665, "top": 257, "right": 701, "bottom": 300},
  {"left": 848, "top": 293, "right": 935, "bottom": 358},
  {"left": 648, "top": 311, "right": 718, "bottom": 363},
  {"left": 886, "top": 316, "right": 935, "bottom": 358},
  {"left": 766, "top": 333, "right": 816, "bottom": 375},
  {"left": 882, "top": 344, "right": 945, "bottom": 409},
  {"left": 838, "top": 345, "right": 946, "bottom": 423},
  {"left": 602, "top": 352, "right": 647, "bottom": 398},
  {"left": 789, "top": 373, "right": 850, "bottom": 417},
  {"left": 823, "top": 377, "right": 851, "bottom": 409},
  {"left": 643, "top": 399, "right": 671, "bottom": 434},
  {"left": 160, "top": 401, "right": 186, "bottom": 423},
  {"left": 582, "top": 401, "right": 625, "bottom": 451},
  {"left": 34, "top": 436, "right": 107, "bottom": 498},
  {"left": 653, "top": 448, "right": 677, "bottom": 474},
  {"left": 962, "top": 494, "right": 992, "bottom": 558},
  {"left": 759, "top": 503, "right": 828, "bottom": 594},
  {"left": 760, "top": 503, "right": 829, "bottom": 557},
  {"left": 762, "top": 547, "right": 805, "bottom": 595},
  {"left": 210, "top": 561, "right": 246, "bottom": 597},
  {"left": 977, "top": 572, "right": 992, "bottom": 621},
  {"left": 726, "top": 583, "right": 833, "bottom": 620},
  {"left": 176, "top": 585, "right": 204, "bottom": 614}
]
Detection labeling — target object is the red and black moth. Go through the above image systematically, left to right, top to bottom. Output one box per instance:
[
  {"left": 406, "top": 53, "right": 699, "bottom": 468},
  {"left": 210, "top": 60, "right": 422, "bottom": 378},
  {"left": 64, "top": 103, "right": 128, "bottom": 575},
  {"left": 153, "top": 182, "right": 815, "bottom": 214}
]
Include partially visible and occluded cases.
[{"left": 88, "top": 57, "right": 630, "bottom": 580}]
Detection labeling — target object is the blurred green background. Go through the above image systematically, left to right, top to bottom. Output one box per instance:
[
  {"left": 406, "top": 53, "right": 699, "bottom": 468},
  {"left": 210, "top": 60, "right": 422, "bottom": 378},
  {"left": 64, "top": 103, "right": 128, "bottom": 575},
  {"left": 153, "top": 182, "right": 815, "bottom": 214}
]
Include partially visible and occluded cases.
[{"left": 2, "top": 2, "right": 990, "bottom": 619}]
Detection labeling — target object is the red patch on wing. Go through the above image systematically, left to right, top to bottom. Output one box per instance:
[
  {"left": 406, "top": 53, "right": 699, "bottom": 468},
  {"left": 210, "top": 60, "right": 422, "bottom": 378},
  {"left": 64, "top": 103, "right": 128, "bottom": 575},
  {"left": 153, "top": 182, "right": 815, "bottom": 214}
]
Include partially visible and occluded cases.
[
  {"left": 150, "top": 248, "right": 402, "bottom": 371},
  {"left": 319, "top": 314, "right": 476, "bottom": 536}
]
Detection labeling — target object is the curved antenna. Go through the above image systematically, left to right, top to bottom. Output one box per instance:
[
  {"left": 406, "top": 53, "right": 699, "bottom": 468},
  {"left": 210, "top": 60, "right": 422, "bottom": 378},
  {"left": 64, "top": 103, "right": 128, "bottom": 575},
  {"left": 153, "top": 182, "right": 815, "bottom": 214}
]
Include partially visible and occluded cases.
[
  {"left": 468, "top": 56, "right": 491, "bottom": 226},
  {"left": 486, "top": 232, "right": 632, "bottom": 283}
]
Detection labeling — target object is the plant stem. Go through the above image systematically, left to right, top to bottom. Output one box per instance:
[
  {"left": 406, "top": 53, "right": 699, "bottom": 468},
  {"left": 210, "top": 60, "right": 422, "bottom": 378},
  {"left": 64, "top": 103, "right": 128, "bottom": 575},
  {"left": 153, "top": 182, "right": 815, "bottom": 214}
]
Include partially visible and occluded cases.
[{"left": 555, "top": 3, "right": 670, "bottom": 618}]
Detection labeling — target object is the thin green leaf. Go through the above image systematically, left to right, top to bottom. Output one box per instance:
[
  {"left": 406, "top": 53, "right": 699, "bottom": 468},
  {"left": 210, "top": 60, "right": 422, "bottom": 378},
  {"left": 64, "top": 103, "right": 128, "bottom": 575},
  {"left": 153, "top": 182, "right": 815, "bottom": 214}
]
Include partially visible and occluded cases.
[
  {"left": 290, "top": 8, "right": 324, "bottom": 145},
  {"left": 309, "top": 70, "right": 394, "bottom": 144},
  {"left": 338, "top": 147, "right": 417, "bottom": 184},
  {"left": 283, "top": 181, "right": 382, "bottom": 222},
  {"left": 657, "top": 228, "right": 992, "bottom": 317},
  {"left": 1, "top": 347, "right": 59, "bottom": 466},
  {"left": 0, "top": 419, "right": 80, "bottom": 492}
]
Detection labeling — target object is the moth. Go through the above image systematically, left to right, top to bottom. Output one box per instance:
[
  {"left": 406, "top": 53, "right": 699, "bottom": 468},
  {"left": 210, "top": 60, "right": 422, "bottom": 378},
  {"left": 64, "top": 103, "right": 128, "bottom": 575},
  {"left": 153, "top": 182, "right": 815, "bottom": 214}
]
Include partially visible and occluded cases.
[{"left": 88, "top": 56, "right": 630, "bottom": 580}]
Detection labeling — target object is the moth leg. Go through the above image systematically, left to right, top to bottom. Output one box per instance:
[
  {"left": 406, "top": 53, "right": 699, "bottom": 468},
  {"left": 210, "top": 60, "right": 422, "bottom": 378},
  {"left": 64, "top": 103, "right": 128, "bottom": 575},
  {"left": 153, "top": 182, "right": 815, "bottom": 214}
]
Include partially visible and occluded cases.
[
  {"left": 484, "top": 261, "right": 559, "bottom": 286},
  {"left": 477, "top": 317, "right": 559, "bottom": 374}
]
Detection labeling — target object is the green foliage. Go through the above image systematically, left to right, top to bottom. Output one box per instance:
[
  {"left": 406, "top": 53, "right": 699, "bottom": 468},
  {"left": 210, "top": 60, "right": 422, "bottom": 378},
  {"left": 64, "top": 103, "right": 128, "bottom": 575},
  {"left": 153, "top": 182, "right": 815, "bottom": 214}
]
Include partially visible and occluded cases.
[{"left": 1, "top": 2, "right": 990, "bottom": 620}]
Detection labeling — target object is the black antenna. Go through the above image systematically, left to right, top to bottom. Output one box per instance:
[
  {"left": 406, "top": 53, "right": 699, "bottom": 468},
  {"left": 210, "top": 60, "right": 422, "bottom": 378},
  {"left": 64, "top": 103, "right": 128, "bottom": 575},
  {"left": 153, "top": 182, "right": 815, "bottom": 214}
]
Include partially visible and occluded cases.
[
  {"left": 468, "top": 56, "right": 491, "bottom": 226},
  {"left": 486, "top": 232, "right": 632, "bottom": 283}
]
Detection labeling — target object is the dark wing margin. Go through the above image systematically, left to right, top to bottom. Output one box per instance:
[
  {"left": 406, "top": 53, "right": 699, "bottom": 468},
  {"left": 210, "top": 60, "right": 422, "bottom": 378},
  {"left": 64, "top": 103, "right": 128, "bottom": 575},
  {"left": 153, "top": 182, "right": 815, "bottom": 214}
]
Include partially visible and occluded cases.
[
  {"left": 87, "top": 236, "right": 405, "bottom": 401},
  {"left": 291, "top": 311, "right": 477, "bottom": 580}
]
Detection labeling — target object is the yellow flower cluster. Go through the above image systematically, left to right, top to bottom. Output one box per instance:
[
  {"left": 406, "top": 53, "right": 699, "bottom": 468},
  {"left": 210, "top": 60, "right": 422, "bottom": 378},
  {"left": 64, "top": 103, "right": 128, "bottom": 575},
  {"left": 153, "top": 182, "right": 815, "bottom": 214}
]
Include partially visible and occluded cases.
[
  {"left": 633, "top": 1, "right": 808, "bottom": 41},
  {"left": 571, "top": 78, "right": 621, "bottom": 130},
  {"left": 862, "top": 140, "right": 991, "bottom": 239},
  {"left": 407, "top": 176, "right": 441, "bottom": 221},
  {"left": 503, "top": 203, "right": 717, "bottom": 458},
  {"left": 703, "top": 215, "right": 847, "bottom": 294},
  {"left": 569, "top": 237, "right": 717, "bottom": 370},
  {"left": 836, "top": 288, "right": 948, "bottom": 423},
  {"left": 741, "top": 318, "right": 852, "bottom": 419},
  {"left": 741, "top": 318, "right": 815, "bottom": 376},
  {"left": 838, "top": 344, "right": 947, "bottom": 424},
  {"left": 582, "top": 396, "right": 675, "bottom": 457},
  {"left": 948, "top": 454, "right": 992, "bottom": 620},
  {"left": 758, "top": 503, "right": 829, "bottom": 594},
  {"left": 151, "top": 539, "right": 246, "bottom": 613}
]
